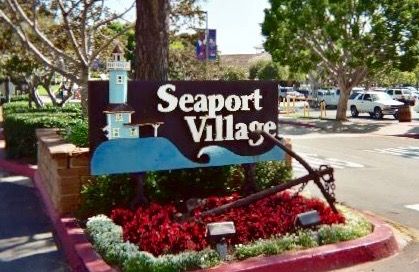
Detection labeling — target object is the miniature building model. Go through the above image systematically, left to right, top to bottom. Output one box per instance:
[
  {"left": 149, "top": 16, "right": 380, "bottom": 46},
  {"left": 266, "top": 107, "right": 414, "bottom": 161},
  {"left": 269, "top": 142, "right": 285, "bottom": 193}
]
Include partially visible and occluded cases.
[{"left": 103, "top": 44, "right": 139, "bottom": 140}]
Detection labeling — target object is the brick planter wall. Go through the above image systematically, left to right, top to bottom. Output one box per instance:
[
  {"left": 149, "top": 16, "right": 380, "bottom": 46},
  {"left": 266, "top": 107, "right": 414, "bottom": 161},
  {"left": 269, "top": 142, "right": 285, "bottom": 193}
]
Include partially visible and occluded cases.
[{"left": 36, "top": 128, "right": 90, "bottom": 215}]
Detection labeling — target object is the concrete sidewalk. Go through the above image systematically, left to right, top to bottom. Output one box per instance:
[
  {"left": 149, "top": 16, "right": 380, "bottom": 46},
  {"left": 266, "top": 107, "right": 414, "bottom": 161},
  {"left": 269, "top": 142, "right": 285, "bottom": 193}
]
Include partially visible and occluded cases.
[{"left": 0, "top": 171, "right": 70, "bottom": 272}]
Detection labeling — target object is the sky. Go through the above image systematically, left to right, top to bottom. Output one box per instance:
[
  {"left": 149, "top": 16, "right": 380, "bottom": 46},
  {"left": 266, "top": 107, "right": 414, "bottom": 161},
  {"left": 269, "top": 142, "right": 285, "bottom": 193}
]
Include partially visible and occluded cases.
[{"left": 106, "top": 0, "right": 270, "bottom": 55}]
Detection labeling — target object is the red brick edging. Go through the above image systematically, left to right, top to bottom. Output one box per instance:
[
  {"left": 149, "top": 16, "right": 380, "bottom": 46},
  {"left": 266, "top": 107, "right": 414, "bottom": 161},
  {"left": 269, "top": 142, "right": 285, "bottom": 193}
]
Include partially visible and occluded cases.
[{"left": 0, "top": 158, "right": 398, "bottom": 272}]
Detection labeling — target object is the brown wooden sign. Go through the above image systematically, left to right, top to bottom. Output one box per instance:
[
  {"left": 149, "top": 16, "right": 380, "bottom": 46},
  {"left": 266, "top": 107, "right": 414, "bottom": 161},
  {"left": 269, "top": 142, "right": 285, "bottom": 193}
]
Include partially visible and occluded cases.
[{"left": 89, "top": 80, "right": 283, "bottom": 174}]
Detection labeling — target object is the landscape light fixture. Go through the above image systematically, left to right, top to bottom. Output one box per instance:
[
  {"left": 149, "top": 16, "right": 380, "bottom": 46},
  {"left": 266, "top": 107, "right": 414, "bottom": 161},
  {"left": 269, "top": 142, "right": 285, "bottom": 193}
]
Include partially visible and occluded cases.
[
  {"left": 294, "top": 210, "right": 321, "bottom": 228},
  {"left": 207, "top": 221, "right": 236, "bottom": 260}
]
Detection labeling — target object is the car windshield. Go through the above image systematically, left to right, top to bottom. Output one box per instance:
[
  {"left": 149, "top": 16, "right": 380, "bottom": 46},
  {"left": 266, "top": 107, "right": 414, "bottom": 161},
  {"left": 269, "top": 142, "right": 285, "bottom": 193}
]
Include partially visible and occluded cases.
[
  {"left": 371, "top": 92, "right": 393, "bottom": 101},
  {"left": 349, "top": 93, "right": 360, "bottom": 100}
]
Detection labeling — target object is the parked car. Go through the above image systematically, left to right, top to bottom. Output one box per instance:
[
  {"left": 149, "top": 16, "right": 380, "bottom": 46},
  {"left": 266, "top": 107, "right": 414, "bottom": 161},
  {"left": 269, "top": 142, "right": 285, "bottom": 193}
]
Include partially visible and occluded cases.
[
  {"left": 278, "top": 87, "right": 305, "bottom": 101},
  {"left": 308, "top": 87, "right": 364, "bottom": 108},
  {"left": 297, "top": 88, "right": 310, "bottom": 98},
  {"left": 385, "top": 88, "right": 415, "bottom": 105},
  {"left": 348, "top": 91, "right": 404, "bottom": 119},
  {"left": 414, "top": 99, "right": 419, "bottom": 113}
]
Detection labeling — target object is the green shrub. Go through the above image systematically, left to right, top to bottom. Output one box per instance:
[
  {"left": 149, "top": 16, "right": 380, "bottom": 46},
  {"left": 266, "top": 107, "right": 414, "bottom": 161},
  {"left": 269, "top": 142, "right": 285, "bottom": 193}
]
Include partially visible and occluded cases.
[
  {"left": 10, "top": 95, "right": 29, "bottom": 102},
  {"left": 2, "top": 101, "right": 83, "bottom": 161},
  {"left": 3, "top": 101, "right": 32, "bottom": 114},
  {"left": 62, "top": 118, "right": 89, "bottom": 147},
  {"left": 145, "top": 161, "right": 292, "bottom": 203},
  {"left": 254, "top": 161, "right": 292, "bottom": 190},
  {"left": 145, "top": 167, "right": 233, "bottom": 203},
  {"left": 77, "top": 175, "right": 135, "bottom": 219}
]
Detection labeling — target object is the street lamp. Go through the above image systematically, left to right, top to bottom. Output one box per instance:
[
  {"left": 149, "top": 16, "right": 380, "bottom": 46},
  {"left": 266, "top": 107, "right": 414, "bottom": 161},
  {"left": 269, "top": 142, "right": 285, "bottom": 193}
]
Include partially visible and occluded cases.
[
  {"left": 203, "top": 11, "right": 208, "bottom": 63},
  {"left": 207, "top": 221, "right": 236, "bottom": 260}
]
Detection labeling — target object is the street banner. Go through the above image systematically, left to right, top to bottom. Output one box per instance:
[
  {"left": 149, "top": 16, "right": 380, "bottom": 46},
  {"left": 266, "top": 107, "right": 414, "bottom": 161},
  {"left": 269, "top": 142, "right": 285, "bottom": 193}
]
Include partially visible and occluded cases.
[
  {"left": 208, "top": 29, "right": 217, "bottom": 61},
  {"left": 195, "top": 31, "right": 206, "bottom": 61}
]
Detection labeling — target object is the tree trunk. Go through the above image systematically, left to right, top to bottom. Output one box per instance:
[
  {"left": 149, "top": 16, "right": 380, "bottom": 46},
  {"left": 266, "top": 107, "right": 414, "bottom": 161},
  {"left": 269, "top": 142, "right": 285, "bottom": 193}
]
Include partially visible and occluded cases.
[
  {"left": 132, "top": 0, "right": 169, "bottom": 206},
  {"left": 135, "top": 0, "right": 169, "bottom": 80},
  {"left": 79, "top": 67, "right": 89, "bottom": 115},
  {"left": 42, "top": 72, "right": 60, "bottom": 106},
  {"left": 336, "top": 84, "right": 351, "bottom": 121},
  {"left": 29, "top": 87, "right": 44, "bottom": 109}
]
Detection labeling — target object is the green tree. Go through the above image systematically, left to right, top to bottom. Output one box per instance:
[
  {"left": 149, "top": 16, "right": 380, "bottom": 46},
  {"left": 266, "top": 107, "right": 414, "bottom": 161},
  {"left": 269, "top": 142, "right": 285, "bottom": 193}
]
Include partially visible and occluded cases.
[
  {"left": 0, "top": 0, "right": 135, "bottom": 113},
  {"left": 262, "top": 0, "right": 419, "bottom": 120}
]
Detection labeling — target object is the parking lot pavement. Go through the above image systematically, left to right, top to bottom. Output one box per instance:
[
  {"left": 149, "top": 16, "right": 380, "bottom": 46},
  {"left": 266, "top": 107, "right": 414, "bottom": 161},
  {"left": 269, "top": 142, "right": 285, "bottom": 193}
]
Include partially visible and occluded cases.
[
  {"left": 278, "top": 104, "right": 419, "bottom": 138},
  {"left": 0, "top": 172, "right": 69, "bottom": 272}
]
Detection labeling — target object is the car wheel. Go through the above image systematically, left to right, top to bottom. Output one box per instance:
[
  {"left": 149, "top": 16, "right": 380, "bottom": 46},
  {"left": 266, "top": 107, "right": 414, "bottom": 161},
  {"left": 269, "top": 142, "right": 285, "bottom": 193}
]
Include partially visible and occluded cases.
[
  {"left": 350, "top": 106, "right": 359, "bottom": 117},
  {"left": 373, "top": 107, "right": 383, "bottom": 119},
  {"left": 394, "top": 111, "right": 400, "bottom": 120},
  {"left": 369, "top": 113, "right": 374, "bottom": 118}
]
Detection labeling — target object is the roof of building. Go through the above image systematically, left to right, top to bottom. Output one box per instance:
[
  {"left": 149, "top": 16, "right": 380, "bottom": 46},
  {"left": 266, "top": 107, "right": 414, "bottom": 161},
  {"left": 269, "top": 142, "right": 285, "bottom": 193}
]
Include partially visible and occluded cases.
[
  {"left": 220, "top": 52, "right": 271, "bottom": 70},
  {"left": 103, "top": 103, "right": 134, "bottom": 113}
]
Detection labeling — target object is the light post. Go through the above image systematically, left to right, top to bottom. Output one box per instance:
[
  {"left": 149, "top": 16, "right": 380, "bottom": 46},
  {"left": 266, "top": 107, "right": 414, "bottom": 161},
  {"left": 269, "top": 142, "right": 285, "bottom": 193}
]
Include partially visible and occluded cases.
[{"left": 204, "top": 11, "right": 208, "bottom": 64}]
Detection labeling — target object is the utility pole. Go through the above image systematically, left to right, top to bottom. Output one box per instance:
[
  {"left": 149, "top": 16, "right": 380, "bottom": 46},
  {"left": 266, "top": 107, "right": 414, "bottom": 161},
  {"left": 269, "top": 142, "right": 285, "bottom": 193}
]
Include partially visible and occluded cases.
[{"left": 204, "top": 11, "right": 209, "bottom": 63}]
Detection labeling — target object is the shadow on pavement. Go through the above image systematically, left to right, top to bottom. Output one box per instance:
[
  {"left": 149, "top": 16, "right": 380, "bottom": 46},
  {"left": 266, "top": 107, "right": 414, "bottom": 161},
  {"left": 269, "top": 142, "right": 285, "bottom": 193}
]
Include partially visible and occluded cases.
[
  {"left": 278, "top": 118, "right": 389, "bottom": 135},
  {"left": 0, "top": 175, "right": 69, "bottom": 272}
]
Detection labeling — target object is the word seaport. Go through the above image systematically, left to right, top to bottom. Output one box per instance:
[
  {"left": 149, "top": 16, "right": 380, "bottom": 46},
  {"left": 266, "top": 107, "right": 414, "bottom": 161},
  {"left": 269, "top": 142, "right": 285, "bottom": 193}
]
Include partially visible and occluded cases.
[{"left": 157, "top": 84, "right": 278, "bottom": 146}]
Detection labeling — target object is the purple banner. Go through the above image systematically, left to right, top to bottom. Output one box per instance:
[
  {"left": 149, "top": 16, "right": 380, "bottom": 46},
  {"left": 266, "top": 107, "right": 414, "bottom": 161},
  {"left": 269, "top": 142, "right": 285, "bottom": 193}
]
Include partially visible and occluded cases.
[
  {"left": 208, "top": 29, "right": 217, "bottom": 61},
  {"left": 196, "top": 31, "right": 206, "bottom": 61}
]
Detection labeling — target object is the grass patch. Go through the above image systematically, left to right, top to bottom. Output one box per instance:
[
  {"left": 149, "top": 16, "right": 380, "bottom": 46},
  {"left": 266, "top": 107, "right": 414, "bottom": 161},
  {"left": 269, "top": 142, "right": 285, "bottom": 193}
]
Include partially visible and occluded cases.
[{"left": 36, "top": 85, "right": 60, "bottom": 96}]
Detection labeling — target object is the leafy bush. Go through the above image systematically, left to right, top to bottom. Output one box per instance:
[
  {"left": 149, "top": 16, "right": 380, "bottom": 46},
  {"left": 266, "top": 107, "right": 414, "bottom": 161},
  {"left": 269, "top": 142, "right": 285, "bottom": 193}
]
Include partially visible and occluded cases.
[
  {"left": 10, "top": 95, "right": 29, "bottom": 102},
  {"left": 2, "top": 101, "right": 82, "bottom": 161},
  {"left": 62, "top": 118, "right": 88, "bottom": 147},
  {"left": 145, "top": 161, "right": 292, "bottom": 203},
  {"left": 254, "top": 161, "right": 292, "bottom": 190},
  {"left": 145, "top": 167, "right": 233, "bottom": 203},
  {"left": 77, "top": 175, "right": 135, "bottom": 220}
]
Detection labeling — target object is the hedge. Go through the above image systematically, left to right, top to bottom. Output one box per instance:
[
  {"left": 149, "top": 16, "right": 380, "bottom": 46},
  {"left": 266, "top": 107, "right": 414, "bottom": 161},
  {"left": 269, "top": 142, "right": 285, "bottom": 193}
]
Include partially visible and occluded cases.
[{"left": 2, "top": 101, "right": 83, "bottom": 162}]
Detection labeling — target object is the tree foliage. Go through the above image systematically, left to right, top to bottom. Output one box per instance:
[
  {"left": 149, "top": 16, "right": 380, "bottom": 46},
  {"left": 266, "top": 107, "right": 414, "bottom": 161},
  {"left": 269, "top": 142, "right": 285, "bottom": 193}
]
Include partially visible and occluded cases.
[
  {"left": 0, "top": 0, "right": 135, "bottom": 113},
  {"left": 262, "top": 0, "right": 419, "bottom": 120},
  {"left": 169, "top": 37, "right": 247, "bottom": 80}
]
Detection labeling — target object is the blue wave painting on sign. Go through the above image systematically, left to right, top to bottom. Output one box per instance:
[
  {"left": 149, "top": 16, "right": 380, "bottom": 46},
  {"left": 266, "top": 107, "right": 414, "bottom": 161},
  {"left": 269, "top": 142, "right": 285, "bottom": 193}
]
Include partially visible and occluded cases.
[{"left": 91, "top": 137, "right": 285, "bottom": 175}]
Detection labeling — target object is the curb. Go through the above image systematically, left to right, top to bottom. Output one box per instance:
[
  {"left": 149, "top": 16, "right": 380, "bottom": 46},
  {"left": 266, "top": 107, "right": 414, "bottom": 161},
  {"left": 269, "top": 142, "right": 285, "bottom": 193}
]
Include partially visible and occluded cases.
[
  {"left": 0, "top": 158, "right": 399, "bottom": 272},
  {"left": 0, "top": 158, "right": 36, "bottom": 178},
  {"left": 201, "top": 214, "right": 398, "bottom": 272}
]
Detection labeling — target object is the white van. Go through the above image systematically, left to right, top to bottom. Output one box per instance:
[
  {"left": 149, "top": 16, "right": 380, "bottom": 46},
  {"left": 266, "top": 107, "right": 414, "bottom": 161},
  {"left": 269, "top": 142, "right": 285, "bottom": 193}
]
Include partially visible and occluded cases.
[{"left": 309, "top": 87, "right": 365, "bottom": 108}]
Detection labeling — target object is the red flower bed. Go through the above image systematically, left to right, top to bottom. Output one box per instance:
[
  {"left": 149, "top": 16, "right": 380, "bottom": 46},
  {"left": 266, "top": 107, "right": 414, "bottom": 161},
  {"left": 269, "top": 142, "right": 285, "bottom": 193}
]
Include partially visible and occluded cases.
[{"left": 111, "top": 192, "right": 344, "bottom": 256}]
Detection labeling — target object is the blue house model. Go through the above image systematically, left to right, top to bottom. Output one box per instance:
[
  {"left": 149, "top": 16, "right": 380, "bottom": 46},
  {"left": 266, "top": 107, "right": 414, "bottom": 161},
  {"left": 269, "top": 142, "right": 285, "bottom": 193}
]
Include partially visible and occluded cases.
[{"left": 103, "top": 45, "right": 140, "bottom": 140}]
